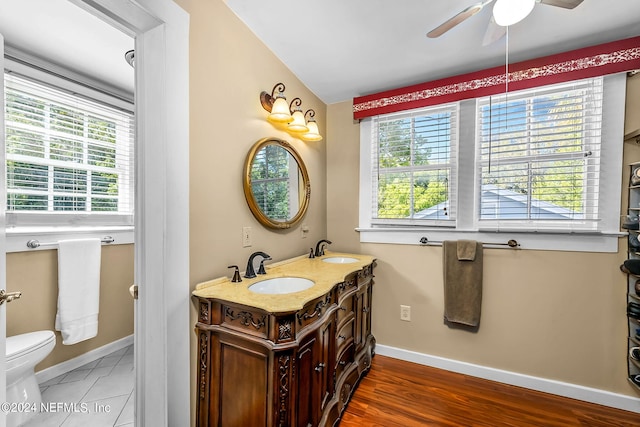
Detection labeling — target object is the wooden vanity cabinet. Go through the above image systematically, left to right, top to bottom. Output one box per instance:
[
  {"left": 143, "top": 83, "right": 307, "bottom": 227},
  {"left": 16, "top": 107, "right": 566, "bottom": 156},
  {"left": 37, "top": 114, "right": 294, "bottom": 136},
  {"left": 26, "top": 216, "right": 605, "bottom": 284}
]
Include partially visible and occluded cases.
[
  {"left": 194, "top": 262, "right": 376, "bottom": 427},
  {"left": 355, "top": 266, "right": 374, "bottom": 354},
  {"left": 296, "top": 314, "right": 335, "bottom": 427}
]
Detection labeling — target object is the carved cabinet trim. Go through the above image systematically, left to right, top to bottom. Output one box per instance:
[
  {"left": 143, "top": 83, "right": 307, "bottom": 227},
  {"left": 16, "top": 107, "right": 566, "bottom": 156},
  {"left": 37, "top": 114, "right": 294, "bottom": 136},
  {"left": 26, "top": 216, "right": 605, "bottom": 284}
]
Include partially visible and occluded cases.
[{"left": 193, "top": 261, "right": 376, "bottom": 427}]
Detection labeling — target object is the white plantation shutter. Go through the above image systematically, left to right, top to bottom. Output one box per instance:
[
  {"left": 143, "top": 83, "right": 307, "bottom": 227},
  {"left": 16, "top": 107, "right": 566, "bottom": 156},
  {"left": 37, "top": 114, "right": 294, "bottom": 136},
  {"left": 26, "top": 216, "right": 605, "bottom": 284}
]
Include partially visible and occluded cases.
[
  {"left": 4, "top": 72, "right": 134, "bottom": 227},
  {"left": 476, "top": 77, "right": 603, "bottom": 231},
  {"left": 371, "top": 103, "right": 458, "bottom": 226}
]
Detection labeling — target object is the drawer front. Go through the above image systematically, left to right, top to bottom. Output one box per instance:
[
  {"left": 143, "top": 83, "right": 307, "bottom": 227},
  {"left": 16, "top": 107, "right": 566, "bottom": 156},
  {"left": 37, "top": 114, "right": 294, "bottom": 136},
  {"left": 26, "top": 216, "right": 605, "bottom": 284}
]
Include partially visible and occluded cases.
[
  {"left": 337, "top": 273, "right": 357, "bottom": 300},
  {"left": 296, "top": 291, "right": 334, "bottom": 332},
  {"left": 337, "top": 294, "right": 354, "bottom": 326},
  {"left": 221, "top": 304, "right": 269, "bottom": 338},
  {"left": 336, "top": 318, "right": 354, "bottom": 355},
  {"left": 335, "top": 342, "right": 354, "bottom": 381}
]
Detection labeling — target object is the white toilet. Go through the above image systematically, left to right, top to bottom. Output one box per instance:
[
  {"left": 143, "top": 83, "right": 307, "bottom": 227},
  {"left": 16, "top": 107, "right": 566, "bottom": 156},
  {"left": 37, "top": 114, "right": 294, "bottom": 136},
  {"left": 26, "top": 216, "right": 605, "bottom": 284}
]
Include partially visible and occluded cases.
[{"left": 6, "top": 331, "right": 56, "bottom": 427}]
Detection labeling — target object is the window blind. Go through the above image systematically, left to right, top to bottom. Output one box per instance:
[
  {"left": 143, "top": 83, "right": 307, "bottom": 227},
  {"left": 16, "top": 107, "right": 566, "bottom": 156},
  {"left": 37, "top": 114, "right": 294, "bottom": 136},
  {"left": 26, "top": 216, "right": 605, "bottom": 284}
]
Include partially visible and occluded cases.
[
  {"left": 4, "top": 72, "right": 134, "bottom": 226},
  {"left": 476, "top": 77, "right": 603, "bottom": 230},
  {"left": 371, "top": 103, "right": 458, "bottom": 225},
  {"left": 250, "top": 145, "right": 294, "bottom": 221}
]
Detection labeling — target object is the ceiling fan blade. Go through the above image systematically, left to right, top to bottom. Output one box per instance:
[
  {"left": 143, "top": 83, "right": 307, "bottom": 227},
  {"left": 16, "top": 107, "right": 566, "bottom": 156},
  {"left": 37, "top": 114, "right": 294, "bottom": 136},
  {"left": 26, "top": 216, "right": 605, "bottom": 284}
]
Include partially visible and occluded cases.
[
  {"left": 539, "top": 0, "right": 584, "bottom": 9},
  {"left": 427, "top": 1, "right": 494, "bottom": 38},
  {"left": 482, "top": 16, "right": 506, "bottom": 46}
]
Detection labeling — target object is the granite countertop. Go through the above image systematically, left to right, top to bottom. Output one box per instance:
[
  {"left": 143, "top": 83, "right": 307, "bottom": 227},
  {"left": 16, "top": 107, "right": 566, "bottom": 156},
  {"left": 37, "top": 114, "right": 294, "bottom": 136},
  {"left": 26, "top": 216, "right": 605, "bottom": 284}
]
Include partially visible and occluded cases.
[{"left": 192, "top": 251, "right": 376, "bottom": 313}]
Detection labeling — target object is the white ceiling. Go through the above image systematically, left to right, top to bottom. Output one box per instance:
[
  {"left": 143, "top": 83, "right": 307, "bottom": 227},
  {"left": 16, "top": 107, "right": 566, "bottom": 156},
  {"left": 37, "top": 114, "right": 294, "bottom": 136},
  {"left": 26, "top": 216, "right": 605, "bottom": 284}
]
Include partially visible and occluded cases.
[
  {"left": 0, "top": 0, "right": 134, "bottom": 96},
  {"left": 225, "top": 0, "right": 640, "bottom": 104},
  {"left": 0, "top": 1, "right": 638, "bottom": 106}
]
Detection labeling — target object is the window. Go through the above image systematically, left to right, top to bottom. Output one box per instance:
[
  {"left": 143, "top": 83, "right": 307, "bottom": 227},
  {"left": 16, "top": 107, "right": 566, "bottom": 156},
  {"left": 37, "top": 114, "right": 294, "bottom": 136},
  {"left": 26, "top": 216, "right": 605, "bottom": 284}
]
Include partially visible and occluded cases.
[
  {"left": 4, "top": 72, "right": 134, "bottom": 228},
  {"left": 359, "top": 75, "right": 625, "bottom": 252},
  {"left": 477, "top": 79, "right": 603, "bottom": 230},
  {"left": 371, "top": 104, "right": 458, "bottom": 226},
  {"left": 250, "top": 144, "right": 299, "bottom": 221}
]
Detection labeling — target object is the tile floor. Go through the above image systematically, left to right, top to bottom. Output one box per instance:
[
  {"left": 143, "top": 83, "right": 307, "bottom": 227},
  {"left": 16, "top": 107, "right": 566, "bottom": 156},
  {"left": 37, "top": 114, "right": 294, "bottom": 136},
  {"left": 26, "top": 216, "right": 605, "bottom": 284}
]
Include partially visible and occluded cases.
[{"left": 22, "top": 345, "right": 134, "bottom": 427}]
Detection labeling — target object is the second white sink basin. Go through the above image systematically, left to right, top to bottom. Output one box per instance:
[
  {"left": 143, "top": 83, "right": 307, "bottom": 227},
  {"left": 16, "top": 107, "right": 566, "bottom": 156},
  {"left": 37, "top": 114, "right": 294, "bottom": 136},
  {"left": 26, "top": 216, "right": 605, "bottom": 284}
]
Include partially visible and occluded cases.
[
  {"left": 322, "top": 257, "right": 359, "bottom": 264},
  {"left": 248, "top": 277, "right": 315, "bottom": 294}
]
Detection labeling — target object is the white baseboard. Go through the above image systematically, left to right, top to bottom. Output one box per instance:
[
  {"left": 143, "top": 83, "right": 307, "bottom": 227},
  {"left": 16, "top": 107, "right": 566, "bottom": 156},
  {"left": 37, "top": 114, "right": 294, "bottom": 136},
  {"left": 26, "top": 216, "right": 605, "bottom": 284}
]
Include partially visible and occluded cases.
[
  {"left": 35, "top": 334, "right": 134, "bottom": 384},
  {"left": 376, "top": 344, "right": 640, "bottom": 414}
]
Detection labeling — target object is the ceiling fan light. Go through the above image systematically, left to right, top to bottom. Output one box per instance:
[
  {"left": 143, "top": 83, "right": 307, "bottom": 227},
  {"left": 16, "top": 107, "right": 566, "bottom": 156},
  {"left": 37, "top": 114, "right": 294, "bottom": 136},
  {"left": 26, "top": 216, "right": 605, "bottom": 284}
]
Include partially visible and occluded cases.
[{"left": 493, "top": 0, "right": 535, "bottom": 26}]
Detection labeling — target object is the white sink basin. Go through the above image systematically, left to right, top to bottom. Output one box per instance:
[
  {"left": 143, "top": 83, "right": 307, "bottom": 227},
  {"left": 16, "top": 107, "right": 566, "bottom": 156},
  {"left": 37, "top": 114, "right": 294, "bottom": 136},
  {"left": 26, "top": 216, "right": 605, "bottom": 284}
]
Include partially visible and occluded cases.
[
  {"left": 322, "top": 257, "right": 359, "bottom": 264},
  {"left": 248, "top": 277, "right": 315, "bottom": 294}
]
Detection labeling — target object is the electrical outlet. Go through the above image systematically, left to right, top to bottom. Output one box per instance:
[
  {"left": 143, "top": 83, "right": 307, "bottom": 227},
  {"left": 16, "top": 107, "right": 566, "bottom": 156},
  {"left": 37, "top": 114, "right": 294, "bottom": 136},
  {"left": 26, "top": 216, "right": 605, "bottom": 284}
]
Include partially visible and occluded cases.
[
  {"left": 242, "top": 226, "right": 252, "bottom": 247},
  {"left": 400, "top": 305, "right": 411, "bottom": 321}
]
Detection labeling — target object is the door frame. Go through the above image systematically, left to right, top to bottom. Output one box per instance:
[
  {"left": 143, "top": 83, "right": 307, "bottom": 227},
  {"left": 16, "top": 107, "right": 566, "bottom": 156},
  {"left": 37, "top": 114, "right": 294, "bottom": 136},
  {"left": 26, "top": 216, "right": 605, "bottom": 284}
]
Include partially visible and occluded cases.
[
  {"left": 72, "top": 1, "right": 190, "bottom": 425},
  {"left": 0, "top": 32, "right": 7, "bottom": 427}
]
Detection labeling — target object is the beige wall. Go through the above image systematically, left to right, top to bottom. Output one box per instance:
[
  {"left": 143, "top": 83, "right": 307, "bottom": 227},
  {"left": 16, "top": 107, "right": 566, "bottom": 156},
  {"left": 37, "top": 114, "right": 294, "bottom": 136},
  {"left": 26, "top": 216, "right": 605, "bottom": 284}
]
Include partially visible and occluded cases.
[
  {"left": 174, "top": 0, "right": 328, "bottom": 423},
  {"left": 175, "top": 0, "right": 640, "bottom": 421},
  {"left": 181, "top": 0, "right": 326, "bottom": 288},
  {"left": 625, "top": 73, "right": 640, "bottom": 136},
  {"left": 326, "top": 74, "right": 640, "bottom": 397},
  {"left": 6, "top": 244, "right": 134, "bottom": 371}
]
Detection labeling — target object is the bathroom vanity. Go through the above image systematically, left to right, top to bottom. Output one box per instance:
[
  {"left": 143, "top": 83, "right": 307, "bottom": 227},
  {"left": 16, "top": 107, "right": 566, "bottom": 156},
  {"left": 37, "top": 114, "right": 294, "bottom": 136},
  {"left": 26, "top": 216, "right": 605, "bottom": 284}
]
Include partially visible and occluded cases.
[{"left": 192, "top": 253, "right": 376, "bottom": 427}]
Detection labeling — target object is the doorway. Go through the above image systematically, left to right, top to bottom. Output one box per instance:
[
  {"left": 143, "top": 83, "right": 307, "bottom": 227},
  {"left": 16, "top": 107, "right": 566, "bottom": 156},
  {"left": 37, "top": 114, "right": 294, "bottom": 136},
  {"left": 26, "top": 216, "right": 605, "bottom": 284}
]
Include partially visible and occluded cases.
[
  {"left": 0, "top": 0, "right": 190, "bottom": 425},
  {"left": 72, "top": 1, "right": 190, "bottom": 425}
]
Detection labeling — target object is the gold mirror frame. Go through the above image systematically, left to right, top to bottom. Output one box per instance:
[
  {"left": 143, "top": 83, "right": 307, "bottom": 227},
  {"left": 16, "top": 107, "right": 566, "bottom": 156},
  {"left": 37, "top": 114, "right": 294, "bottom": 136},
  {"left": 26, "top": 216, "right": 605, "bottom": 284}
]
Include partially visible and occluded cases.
[{"left": 243, "top": 137, "right": 310, "bottom": 229}]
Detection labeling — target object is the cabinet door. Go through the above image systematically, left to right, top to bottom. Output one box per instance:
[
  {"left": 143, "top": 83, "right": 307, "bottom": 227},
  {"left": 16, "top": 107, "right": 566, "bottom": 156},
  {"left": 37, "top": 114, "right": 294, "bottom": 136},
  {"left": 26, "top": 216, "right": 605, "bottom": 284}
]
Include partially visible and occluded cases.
[
  {"left": 354, "top": 283, "right": 373, "bottom": 351},
  {"left": 362, "top": 283, "right": 372, "bottom": 340},
  {"left": 354, "top": 289, "right": 365, "bottom": 350},
  {"left": 295, "top": 315, "right": 336, "bottom": 427},
  {"left": 318, "top": 315, "right": 335, "bottom": 414},
  {"left": 296, "top": 335, "right": 318, "bottom": 427},
  {"left": 213, "top": 337, "right": 269, "bottom": 427}
]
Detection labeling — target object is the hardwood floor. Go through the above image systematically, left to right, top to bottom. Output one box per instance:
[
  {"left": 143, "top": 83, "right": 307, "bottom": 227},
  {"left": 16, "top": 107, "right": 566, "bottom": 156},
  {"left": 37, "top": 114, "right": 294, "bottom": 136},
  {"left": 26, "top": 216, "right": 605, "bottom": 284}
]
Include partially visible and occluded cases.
[{"left": 340, "top": 355, "right": 640, "bottom": 427}]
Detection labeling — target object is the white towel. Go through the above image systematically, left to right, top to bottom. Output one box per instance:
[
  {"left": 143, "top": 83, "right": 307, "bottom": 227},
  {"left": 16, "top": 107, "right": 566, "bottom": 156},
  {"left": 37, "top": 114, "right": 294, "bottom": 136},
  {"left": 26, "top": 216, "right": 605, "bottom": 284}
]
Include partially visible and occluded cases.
[{"left": 55, "top": 238, "right": 102, "bottom": 345}]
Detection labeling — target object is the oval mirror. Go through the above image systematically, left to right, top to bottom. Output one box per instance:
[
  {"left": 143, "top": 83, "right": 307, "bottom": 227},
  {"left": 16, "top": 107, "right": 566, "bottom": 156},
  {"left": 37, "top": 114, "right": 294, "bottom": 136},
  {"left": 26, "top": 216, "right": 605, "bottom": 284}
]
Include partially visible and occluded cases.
[{"left": 243, "top": 137, "right": 310, "bottom": 229}]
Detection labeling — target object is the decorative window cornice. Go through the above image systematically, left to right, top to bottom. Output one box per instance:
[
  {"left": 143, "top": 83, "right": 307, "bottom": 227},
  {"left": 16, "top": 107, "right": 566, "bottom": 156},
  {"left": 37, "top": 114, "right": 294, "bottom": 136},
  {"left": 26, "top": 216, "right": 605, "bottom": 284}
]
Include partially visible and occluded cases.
[{"left": 353, "top": 36, "right": 640, "bottom": 119}]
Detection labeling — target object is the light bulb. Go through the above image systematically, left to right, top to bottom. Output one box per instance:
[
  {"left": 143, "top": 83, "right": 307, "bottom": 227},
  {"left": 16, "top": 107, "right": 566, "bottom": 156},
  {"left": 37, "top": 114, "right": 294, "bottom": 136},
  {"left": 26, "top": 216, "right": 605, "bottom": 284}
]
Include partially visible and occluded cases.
[
  {"left": 493, "top": 0, "right": 535, "bottom": 26},
  {"left": 267, "top": 94, "right": 293, "bottom": 123},
  {"left": 288, "top": 108, "right": 309, "bottom": 133},
  {"left": 301, "top": 119, "right": 323, "bottom": 142}
]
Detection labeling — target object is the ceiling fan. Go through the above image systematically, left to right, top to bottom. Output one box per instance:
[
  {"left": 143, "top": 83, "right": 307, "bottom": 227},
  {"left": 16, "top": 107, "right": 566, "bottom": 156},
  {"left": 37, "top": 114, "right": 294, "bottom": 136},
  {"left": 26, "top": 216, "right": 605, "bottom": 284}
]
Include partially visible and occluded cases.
[{"left": 427, "top": 0, "right": 584, "bottom": 45}]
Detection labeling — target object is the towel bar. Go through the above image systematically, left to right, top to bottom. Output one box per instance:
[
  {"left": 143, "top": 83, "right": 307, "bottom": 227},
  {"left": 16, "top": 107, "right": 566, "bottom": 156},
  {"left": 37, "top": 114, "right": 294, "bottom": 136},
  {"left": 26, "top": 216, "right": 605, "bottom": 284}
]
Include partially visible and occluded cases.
[
  {"left": 26, "top": 236, "right": 115, "bottom": 249},
  {"left": 419, "top": 237, "right": 519, "bottom": 248}
]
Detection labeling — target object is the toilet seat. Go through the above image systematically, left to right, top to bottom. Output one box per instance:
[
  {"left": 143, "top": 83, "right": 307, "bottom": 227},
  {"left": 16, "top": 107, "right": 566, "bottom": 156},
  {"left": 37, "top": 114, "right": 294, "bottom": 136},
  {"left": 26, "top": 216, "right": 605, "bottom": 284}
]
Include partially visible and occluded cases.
[{"left": 6, "top": 331, "right": 55, "bottom": 362}]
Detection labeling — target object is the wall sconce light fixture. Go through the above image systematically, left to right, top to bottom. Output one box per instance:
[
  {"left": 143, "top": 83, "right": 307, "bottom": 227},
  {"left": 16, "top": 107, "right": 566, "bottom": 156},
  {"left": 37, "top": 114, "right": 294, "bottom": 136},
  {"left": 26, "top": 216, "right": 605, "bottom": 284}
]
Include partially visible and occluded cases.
[
  {"left": 260, "top": 82, "right": 323, "bottom": 141},
  {"left": 260, "top": 82, "right": 293, "bottom": 123},
  {"left": 287, "top": 98, "right": 309, "bottom": 133},
  {"left": 300, "top": 110, "right": 322, "bottom": 142}
]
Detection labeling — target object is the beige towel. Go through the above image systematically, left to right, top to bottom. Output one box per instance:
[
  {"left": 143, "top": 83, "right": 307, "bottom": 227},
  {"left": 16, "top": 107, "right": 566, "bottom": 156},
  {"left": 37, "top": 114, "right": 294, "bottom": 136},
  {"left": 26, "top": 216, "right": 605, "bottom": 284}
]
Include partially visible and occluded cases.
[
  {"left": 457, "top": 239, "right": 477, "bottom": 261},
  {"left": 443, "top": 240, "right": 483, "bottom": 327}
]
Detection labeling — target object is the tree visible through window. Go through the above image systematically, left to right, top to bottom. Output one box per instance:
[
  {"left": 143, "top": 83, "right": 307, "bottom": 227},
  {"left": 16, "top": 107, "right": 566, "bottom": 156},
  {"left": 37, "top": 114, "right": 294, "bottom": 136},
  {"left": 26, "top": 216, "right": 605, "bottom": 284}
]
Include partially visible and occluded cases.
[
  {"left": 4, "top": 73, "right": 134, "bottom": 225},
  {"left": 362, "top": 75, "right": 621, "bottom": 251},
  {"left": 367, "top": 78, "right": 604, "bottom": 231},
  {"left": 477, "top": 78, "right": 602, "bottom": 223},
  {"left": 372, "top": 104, "right": 457, "bottom": 223},
  {"left": 250, "top": 144, "right": 292, "bottom": 221}
]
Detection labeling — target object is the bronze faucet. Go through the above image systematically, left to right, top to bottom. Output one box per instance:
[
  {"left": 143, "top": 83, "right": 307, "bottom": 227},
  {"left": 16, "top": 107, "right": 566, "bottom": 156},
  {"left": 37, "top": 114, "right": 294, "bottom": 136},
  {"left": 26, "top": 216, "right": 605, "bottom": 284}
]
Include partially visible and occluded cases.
[
  {"left": 314, "top": 239, "right": 332, "bottom": 257},
  {"left": 245, "top": 251, "right": 272, "bottom": 278}
]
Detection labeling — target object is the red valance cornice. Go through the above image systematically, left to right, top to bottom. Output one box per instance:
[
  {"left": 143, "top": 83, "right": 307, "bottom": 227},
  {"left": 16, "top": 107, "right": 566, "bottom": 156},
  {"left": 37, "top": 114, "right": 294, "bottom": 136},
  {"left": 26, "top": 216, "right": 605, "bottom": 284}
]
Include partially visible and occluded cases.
[{"left": 353, "top": 36, "right": 640, "bottom": 120}]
